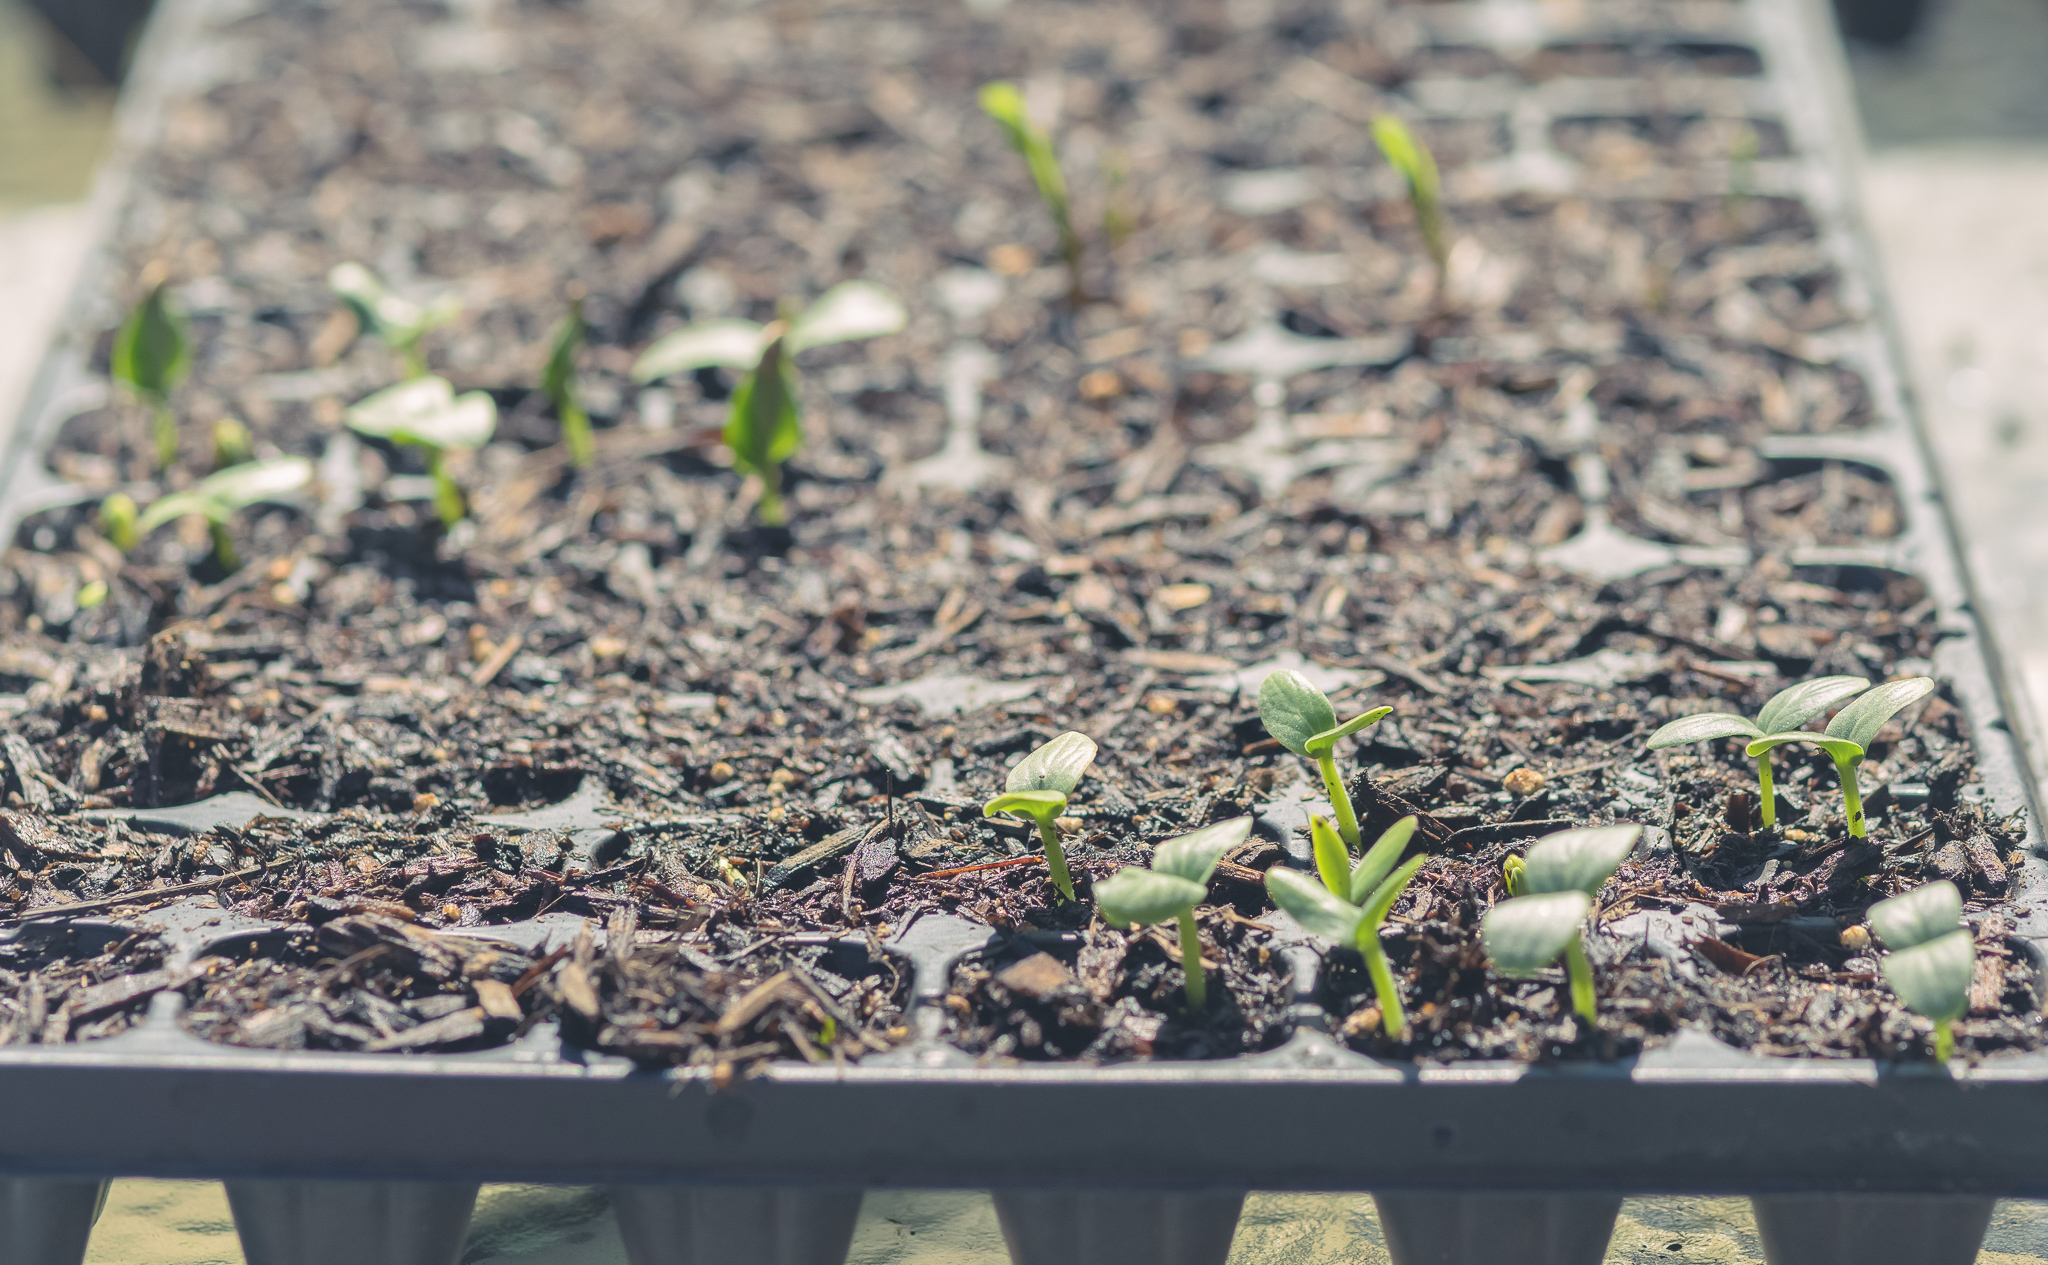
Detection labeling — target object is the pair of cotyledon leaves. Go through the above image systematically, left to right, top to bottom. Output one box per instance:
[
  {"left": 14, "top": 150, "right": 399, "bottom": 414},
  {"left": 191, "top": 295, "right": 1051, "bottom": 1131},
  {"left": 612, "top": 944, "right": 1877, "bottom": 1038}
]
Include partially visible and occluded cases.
[
  {"left": 329, "top": 262, "right": 461, "bottom": 350},
  {"left": 346, "top": 376, "right": 498, "bottom": 452},
  {"left": 135, "top": 457, "right": 313, "bottom": 535},
  {"left": 1256, "top": 669, "right": 1393, "bottom": 760},
  {"left": 1646, "top": 675, "right": 1936, "bottom": 764},
  {"left": 1265, "top": 816, "right": 1426, "bottom": 946},
  {"left": 1480, "top": 825, "right": 1642, "bottom": 977},
  {"left": 1868, "top": 880, "right": 1974, "bottom": 1025}
]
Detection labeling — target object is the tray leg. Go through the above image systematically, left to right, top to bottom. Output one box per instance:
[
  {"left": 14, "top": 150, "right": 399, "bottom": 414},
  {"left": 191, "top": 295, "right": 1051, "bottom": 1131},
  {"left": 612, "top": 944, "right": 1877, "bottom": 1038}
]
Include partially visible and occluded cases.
[
  {"left": 0, "top": 1178, "right": 108, "bottom": 1265},
  {"left": 224, "top": 1179, "right": 479, "bottom": 1265},
  {"left": 608, "top": 1186, "right": 864, "bottom": 1265},
  {"left": 990, "top": 1190, "right": 1245, "bottom": 1265},
  {"left": 1373, "top": 1192, "right": 1623, "bottom": 1265},
  {"left": 1750, "top": 1193, "right": 1994, "bottom": 1265}
]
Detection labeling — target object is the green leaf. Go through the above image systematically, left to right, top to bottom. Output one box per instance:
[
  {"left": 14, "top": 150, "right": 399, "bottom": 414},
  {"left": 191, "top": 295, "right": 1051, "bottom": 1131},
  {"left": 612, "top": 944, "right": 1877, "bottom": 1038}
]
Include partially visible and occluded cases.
[
  {"left": 979, "top": 81, "right": 1032, "bottom": 143},
  {"left": 1370, "top": 115, "right": 1439, "bottom": 208},
  {"left": 329, "top": 263, "right": 458, "bottom": 345},
  {"left": 111, "top": 280, "right": 189, "bottom": 402},
  {"left": 787, "top": 281, "right": 906, "bottom": 353},
  {"left": 544, "top": 296, "right": 585, "bottom": 409},
  {"left": 630, "top": 318, "right": 768, "bottom": 382},
  {"left": 724, "top": 338, "right": 800, "bottom": 477},
  {"left": 346, "top": 377, "right": 497, "bottom": 451},
  {"left": 197, "top": 456, "right": 313, "bottom": 508},
  {"left": 136, "top": 490, "right": 225, "bottom": 535},
  {"left": 99, "top": 493, "right": 138, "bottom": 552},
  {"left": 1257, "top": 669, "right": 1337, "bottom": 758},
  {"left": 1755, "top": 676, "right": 1870, "bottom": 735},
  {"left": 1823, "top": 677, "right": 1937, "bottom": 751},
  {"left": 1306, "top": 706, "right": 1395, "bottom": 756},
  {"left": 1644, "top": 712, "right": 1762, "bottom": 750},
  {"left": 1004, "top": 731, "right": 1097, "bottom": 795},
  {"left": 1744, "top": 731, "right": 1865, "bottom": 763},
  {"left": 984, "top": 789, "right": 1066, "bottom": 824},
  {"left": 1311, "top": 814, "right": 1350, "bottom": 898},
  {"left": 1350, "top": 815, "right": 1419, "bottom": 905},
  {"left": 1153, "top": 817, "right": 1251, "bottom": 885},
  {"left": 1518, "top": 825, "right": 1641, "bottom": 897},
  {"left": 1361, "top": 854, "right": 1427, "bottom": 929},
  {"left": 1266, "top": 866, "right": 1367, "bottom": 943},
  {"left": 1096, "top": 868, "right": 1205, "bottom": 928},
  {"left": 1868, "top": 880, "right": 1963, "bottom": 950},
  {"left": 1482, "top": 890, "right": 1591, "bottom": 977},
  {"left": 1881, "top": 928, "right": 1974, "bottom": 1024}
]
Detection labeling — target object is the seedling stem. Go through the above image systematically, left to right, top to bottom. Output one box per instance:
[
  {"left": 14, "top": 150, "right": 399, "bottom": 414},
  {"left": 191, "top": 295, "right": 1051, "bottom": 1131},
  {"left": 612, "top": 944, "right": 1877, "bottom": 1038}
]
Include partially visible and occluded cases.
[{"left": 1564, "top": 934, "right": 1597, "bottom": 1025}]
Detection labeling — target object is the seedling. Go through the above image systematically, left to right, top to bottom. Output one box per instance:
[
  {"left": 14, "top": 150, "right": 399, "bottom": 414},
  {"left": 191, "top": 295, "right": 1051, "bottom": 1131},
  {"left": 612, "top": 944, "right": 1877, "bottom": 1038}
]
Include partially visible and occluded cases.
[
  {"left": 980, "top": 81, "right": 1084, "bottom": 304},
  {"left": 1370, "top": 115, "right": 1448, "bottom": 292},
  {"left": 329, "top": 262, "right": 460, "bottom": 380},
  {"left": 111, "top": 275, "right": 190, "bottom": 470},
  {"left": 629, "top": 280, "right": 906, "bottom": 526},
  {"left": 544, "top": 292, "right": 593, "bottom": 468},
  {"left": 345, "top": 376, "right": 498, "bottom": 527},
  {"left": 212, "top": 418, "right": 254, "bottom": 470},
  {"left": 132, "top": 456, "right": 312, "bottom": 572},
  {"left": 99, "top": 493, "right": 138, "bottom": 552},
  {"left": 1257, "top": 668, "right": 1393, "bottom": 851},
  {"left": 1645, "top": 676, "right": 1870, "bottom": 829},
  {"left": 1743, "top": 677, "right": 1937, "bottom": 837},
  {"left": 982, "top": 731, "right": 1097, "bottom": 902},
  {"left": 1266, "top": 815, "right": 1428, "bottom": 1037},
  {"left": 1096, "top": 817, "right": 1253, "bottom": 1009},
  {"left": 1482, "top": 825, "right": 1642, "bottom": 1025},
  {"left": 1868, "top": 879, "right": 1974, "bottom": 1062}
]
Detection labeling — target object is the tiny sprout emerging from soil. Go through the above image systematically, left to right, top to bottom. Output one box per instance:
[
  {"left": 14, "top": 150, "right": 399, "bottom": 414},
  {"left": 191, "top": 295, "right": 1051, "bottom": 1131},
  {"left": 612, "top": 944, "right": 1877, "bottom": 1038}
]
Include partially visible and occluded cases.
[
  {"left": 979, "top": 81, "right": 1084, "bottom": 304},
  {"left": 1370, "top": 115, "right": 1448, "bottom": 290},
  {"left": 329, "top": 262, "right": 460, "bottom": 380},
  {"left": 111, "top": 274, "right": 190, "bottom": 471},
  {"left": 629, "top": 281, "right": 906, "bottom": 526},
  {"left": 545, "top": 292, "right": 593, "bottom": 469},
  {"left": 345, "top": 376, "right": 498, "bottom": 527},
  {"left": 212, "top": 418, "right": 254, "bottom": 470},
  {"left": 133, "top": 457, "right": 313, "bottom": 572},
  {"left": 98, "top": 493, "right": 139, "bottom": 552},
  {"left": 1257, "top": 668, "right": 1392, "bottom": 851},
  {"left": 1646, "top": 675, "right": 1870, "bottom": 829},
  {"left": 1744, "top": 677, "right": 1937, "bottom": 837},
  {"left": 983, "top": 731, "right": 1097, "bottom": 902},
  {"left": 1266, "top": 815, "right": 1427, "bottom": 1037},
  {"left": 1096, "top": 817, "right": 1252, "bottom": 1010},
  {"left": 1482, "top": 825, "right": 1642, "bottom": 1026},
  {"left": 1868, "top": 879, "right": 1974, "bottom": 1062}
]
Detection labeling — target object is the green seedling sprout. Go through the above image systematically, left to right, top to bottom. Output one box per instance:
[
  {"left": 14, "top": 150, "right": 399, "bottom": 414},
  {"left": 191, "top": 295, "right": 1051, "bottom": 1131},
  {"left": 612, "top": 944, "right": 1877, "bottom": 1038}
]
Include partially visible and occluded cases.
[
  {"left": 979, "top": 81, "right": 1085, "bottom": 304},
  {"left": 1370, "top": 115, "right": 1449, "bottom": 293},
  {"left": 329, "top": 262, "right": 461, "bottom": 380},
  {"left": 111, "top": 275, "right": 190, "bottom": 470},
  {"left": 630, "top": 280, "right": 906, "bottom": 526},
  {"left": 544, "top": 292, "right": 593, "bottom": 469},
  {"left": 344, "top": 376, "right": 498, "bottom": 527},
  {"left": 212, "top": 418, "right": 255, "bottom": 471},
  {"left": 132, "top": 456, "right": 312, "bottom": 572},
  {"left": 98, "top": 493, "right": 139, "bottom": 552},
  {"left": 1257, "top": 668, "right": 1393, "bottom": 851},
  {"left": 1645, "top": 676, "right": 1870, "bottom": 829},
  {"left": 1743, "top": 677, "right": 1937, "bottom": 837},
  {"left": 982, "top": 731, "right": 1097, "bottom": 902},
  {"left": 1267, "top": 815, "right": 1428, "bottom": 1037},
  {"left": 1096, "top": 817, "right": 1252, "bottom": 1010},
  {"left": 1482, "top": 825, "right": 1642, "bottom": 1026},
  {"left": 1868, "top": 879, "right": 1974, "bottom": 1062}
]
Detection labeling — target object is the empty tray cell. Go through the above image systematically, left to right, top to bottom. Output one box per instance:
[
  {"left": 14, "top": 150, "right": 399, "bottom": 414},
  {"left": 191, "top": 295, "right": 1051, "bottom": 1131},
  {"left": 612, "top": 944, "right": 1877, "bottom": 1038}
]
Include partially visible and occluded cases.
[
  {"left": 1730, "top": 458, "right": 1906, "bottom": 546},
  {"left": 0, "top": 921, "right": 168, "bottom": 1044}
]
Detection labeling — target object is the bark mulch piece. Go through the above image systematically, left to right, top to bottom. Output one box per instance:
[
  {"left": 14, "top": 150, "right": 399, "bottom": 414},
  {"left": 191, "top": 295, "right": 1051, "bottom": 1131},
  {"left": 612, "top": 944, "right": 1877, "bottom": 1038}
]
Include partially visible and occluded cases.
[{"left": 0, "top": 924, "right": 170, "bottom": 1044}]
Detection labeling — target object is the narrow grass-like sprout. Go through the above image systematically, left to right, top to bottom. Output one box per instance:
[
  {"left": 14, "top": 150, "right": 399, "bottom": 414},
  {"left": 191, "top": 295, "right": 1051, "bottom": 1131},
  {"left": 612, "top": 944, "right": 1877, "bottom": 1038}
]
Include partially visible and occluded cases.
[
  {"left": 979, "top": 81, "right": 1084, "bottom": 305},
  {"left": 1370, "top": 115, "right": 1448, "bottom": 289},
  {"left": 329, "top": 262, "right": 460, "bottom": 380},
  {"left": 112, "top": 276, "right": 190, "bottom": 470},
  {"left": 630, "top": 281, "right": 905, "bottom": 525},
  {"left": 545, "top": 292, "right": 593, "bottom": 468},
  {"left": 345, "top": 376, "right": 498, "bottom": 527},
  {"left": 133, "top": 457, "right": 312, "bottom": 572},
  {"left": 1258, "top": 668, "right": 1392, "bottom": 851},
  {"left": 1646, "top": 676, "right": 1869, "bottom": 828},
  {"left": 1744, "top": 677, "right": 1936, "bottom": 837},
  {"left": 983, "top": 731, "right": 1098, "bottom": 902},
  {"left": 1268, "top": 815, "right": 1427, "bottom": 1037},
  {"left": 1097, "top": 818, "right": 1252, "bottom": 1009},
  {"left": 1481, "top": 825, "right": 1641, "bottom": 1025},
  {"left": 1868, "top": 879, "right": 1974, "bottom": 1062}
]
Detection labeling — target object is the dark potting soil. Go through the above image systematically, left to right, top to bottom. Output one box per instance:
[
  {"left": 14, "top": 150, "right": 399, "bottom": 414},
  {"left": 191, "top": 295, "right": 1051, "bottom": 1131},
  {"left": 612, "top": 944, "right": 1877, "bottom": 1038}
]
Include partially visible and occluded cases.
[{"left": 0, "top": 923, "right": 169, "bottom": 1044}]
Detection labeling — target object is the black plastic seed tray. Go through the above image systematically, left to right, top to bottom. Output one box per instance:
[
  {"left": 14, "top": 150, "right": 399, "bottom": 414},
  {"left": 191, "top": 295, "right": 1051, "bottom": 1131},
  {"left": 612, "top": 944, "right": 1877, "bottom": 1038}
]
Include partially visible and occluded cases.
[{"left": 0, "top": 0, "right": 2043, "bottom": 1263}]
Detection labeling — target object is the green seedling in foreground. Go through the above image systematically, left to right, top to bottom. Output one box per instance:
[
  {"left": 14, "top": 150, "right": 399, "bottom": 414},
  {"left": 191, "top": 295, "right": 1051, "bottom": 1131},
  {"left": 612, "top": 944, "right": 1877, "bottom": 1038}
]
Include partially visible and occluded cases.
[
  {"left": 980, "top": 81, "right": 1085, "bottom": 305},
  {"left": 1370, "top": 115, "right": 1449, "bottom": 293},
  {"left": 329, "top": 262, "right": 461, "bottom": 380},
  {"left": 111, "top": 275, "right": 190, "bottom": 470},
  {"left": 630, "top": 280, "right": 906, "bottom": 526},
  {"left": 545, "top": 292, "right": 593, "bottom": 469},
  {"left": 345, "top": 376, "right": 498, "bottom": 527},
  {"left": 131, "top": 456, "right": 312, "bottom": 572},
  {"left": 98, "top": 493, "right": 139, "bottom": 552},
  {"left": 1258, "top": 668, "right": 1393, "bottom": 852},
  {"left": 1645, "top": 675, "right": 1870, "bottom": 829},
  {"left": 1744, "top": 677, "right": 1936, "bottom": 837},
  {"left": 983, "top": 731, "right": 1098, "bottom": 902},
  {"left": 1267, "top": 815, "right": 1427, "bottom": 1037},
  {"left": 1096, "top": 817, "right": 1253, "bottom": 1010},
  {"left": 1482, "top": 825, "right": 1642, "bottom": 1026},
  {"left": 1868, "top": 879, "right": 1974, "bottom": 1062}
]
